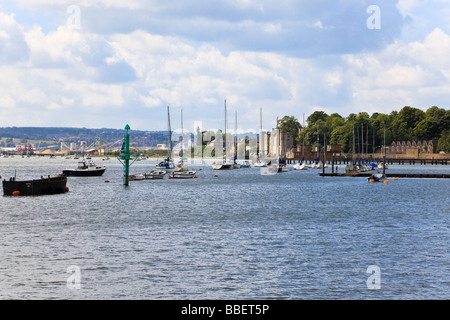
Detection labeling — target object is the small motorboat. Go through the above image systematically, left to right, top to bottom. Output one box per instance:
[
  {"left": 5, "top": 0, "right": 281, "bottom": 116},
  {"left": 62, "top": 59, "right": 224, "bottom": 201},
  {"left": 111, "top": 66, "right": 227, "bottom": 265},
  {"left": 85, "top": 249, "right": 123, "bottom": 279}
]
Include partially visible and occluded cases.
[
  {"left": 156, "top": 158, "right": 176, "bottom": 172},
  {"left": 63, "top": 160, "right": 106, "bottom": 177},
  {"left": 239, "top": 161, "right": 251, "bottom": 168},
  {"left": 144, "top": 170, "right": 166, "bottom": 179},
  {"left": 171, "top": 170, "right": 196, "bottom": 179},
  {"left": 368, "top": 171, "right": 387, "bottom": 182},
  {"left": 129, "top": 174, "right": 145, "bottom": 181}
]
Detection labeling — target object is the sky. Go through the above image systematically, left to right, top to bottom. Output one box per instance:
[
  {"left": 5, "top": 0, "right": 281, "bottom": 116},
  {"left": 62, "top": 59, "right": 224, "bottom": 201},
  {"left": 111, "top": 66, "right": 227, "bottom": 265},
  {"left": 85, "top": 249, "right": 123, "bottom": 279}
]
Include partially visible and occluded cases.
[{"left": 0, "top": 0, "right": 449, "bottom": 133}]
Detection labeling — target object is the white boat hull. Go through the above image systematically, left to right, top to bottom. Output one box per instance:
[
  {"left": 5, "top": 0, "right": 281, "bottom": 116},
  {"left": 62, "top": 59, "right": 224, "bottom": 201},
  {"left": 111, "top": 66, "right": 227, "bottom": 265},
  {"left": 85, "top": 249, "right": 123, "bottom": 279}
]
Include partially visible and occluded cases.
[
  {"left": 253, "top": 161, "right": 267, "bottom": 167},
  {"left": 212, "top": 162, "right": 234, "bottom": 170},
  {"left": 293, "top": 162, "right": 308, "bottom": 170},
  {"left": 144, "top": 170, "right": 166, "bottom": 179},
  {"left": 172, "top": 170, "right": 196, "bottom": 179},
  {"left": 129, "top": 174, "right": 145, "bottom": 181}
]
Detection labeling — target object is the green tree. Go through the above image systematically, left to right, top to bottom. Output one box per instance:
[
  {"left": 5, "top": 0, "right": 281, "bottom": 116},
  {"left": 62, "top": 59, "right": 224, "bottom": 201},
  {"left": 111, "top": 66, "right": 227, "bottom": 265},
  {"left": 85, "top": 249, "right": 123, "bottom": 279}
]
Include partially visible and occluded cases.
[
  {"left": 392, "top": 106, "right": 425, "bottom": 141},
  {"left": 425, "top": 106, "right": 450, "bottom": 135},
  {"left": 307, "top": 111, "right": 328, "bottom": 124},
  {"left": 277, "top": 116, "right": 302, "bottom": 145},
  {"left": 277, "top": 116, "right": 302, "bottom": 133},
  {"left": 414, "top": 118, "right": 439, "bottom": 140},
  {"left": 330, "top": 123, "right": 352, "bottom": 153},
  {"left": 437, "top": 129, "right": 450, "bottom": 153}
]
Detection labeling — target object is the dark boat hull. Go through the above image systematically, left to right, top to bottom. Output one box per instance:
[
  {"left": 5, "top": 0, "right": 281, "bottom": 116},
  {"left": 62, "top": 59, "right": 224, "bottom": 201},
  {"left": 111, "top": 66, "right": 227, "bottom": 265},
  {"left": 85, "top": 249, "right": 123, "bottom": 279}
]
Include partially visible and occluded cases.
[
  {"left": 62, "top": 168, "right": 106, "bottom": 176},
  {"left": 368, "top": 172, "right": 387, "bottom": 182},
  {"left": 3, "top": 175, "right": 68, "bottom": 196}
]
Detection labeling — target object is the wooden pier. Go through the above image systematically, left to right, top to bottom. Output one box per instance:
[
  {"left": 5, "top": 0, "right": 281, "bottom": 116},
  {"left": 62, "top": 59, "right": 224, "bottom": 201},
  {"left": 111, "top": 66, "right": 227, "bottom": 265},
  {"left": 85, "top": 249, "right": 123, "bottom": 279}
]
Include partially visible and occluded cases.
[
  {"left": 288, "top": 157, "right": 449, "bottom": 165},
  {"left": 319, "top": 172, "right": 450, "bottom": 179}
]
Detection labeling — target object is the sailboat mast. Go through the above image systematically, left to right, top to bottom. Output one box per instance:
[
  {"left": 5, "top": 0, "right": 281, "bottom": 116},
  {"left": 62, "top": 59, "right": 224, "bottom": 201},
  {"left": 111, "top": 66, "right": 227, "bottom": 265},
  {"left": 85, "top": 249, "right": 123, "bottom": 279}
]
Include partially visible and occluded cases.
[
  {"left": 224, "top": 100, "right": 227, "bottom": 162},
  {"left": 167, "top": 106, "right": 172, "bottom": 156},
  {"left": 181, "top": 108, "right": 184, "bottom": 162},
  {"left": 259, "top": 108, "right": 263, "bottom": 158},
  {"left": 260, "top": 108, "right": 262, "bottom": 131},
  {"left": 234, "top": 110, "right": 238, "bottom": 161},
  {"left": 302, "top": 113, "right": 305, "bottom": 160},
  {"left": 361, "top": 123, "right": 364, "bottom": 161},
  {"left": 316, "top": 124, "right": 320, "bottom": 159},
  {"left": 352, "top": 124, "right": 355, "bottom": 161},
  {"left": 366, "top": 125, "right": 369, "bottom": 155},
  {"left": 383, "top": 127, "right": 386, "bottom": 175}
]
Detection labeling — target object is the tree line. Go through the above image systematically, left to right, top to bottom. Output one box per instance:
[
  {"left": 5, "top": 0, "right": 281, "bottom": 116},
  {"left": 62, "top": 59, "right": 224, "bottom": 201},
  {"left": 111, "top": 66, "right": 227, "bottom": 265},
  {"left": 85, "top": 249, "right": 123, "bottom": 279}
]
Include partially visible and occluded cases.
[{"left": 277, "top": 106, "right": 450, "bottom": 153}]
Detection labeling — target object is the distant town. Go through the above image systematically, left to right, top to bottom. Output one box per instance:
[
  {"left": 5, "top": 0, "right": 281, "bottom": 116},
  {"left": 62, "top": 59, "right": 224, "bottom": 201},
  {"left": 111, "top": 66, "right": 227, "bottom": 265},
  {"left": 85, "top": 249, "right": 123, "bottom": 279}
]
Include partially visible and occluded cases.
[{"left": 0, "top": 127, "right": 169, "bottom": 157}]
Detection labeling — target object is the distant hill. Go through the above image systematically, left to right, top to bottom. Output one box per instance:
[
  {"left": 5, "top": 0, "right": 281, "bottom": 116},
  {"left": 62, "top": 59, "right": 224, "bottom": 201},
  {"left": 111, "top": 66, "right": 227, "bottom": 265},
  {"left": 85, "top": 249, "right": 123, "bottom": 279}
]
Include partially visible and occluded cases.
[{"left": 0, "top": 127, "right": 169, "bottom": 148}]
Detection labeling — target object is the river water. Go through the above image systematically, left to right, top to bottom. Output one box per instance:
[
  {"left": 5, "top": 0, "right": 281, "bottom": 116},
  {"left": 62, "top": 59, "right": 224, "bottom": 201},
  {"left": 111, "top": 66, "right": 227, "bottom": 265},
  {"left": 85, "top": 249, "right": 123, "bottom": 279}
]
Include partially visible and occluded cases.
[{"left": 0, "top": 157, "right": 448, "bottom": 299}]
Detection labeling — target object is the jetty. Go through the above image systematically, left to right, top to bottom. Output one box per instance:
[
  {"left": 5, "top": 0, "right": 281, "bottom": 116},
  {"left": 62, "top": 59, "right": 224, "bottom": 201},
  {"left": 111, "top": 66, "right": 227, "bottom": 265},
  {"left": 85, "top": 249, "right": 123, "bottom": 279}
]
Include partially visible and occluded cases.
[{"left": 319, "top": 172, "right": 450, "bottom": 179}]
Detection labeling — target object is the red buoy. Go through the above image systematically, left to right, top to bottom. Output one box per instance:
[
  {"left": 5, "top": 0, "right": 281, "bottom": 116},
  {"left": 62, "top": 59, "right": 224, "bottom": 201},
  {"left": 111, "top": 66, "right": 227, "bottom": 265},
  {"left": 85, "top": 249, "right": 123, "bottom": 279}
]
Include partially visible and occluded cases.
[{"left": 12, "top": 191, "right": 20, "bottom": 196}]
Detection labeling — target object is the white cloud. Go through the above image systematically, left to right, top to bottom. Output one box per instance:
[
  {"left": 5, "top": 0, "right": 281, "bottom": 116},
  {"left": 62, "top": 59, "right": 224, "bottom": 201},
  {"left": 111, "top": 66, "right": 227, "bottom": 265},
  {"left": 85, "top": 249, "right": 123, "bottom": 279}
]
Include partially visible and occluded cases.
[
  {"left": 16, "top": 0, "right": 143, "bottom": 10},
  {"left": 396, "top": 0, "right": 421, "bottom": 17},
  {"left": 0, "top": 3, "right": 448, "bottom": 130},
  {"left": 0, "top": 11, "right": 29, "bottom": 64},
  {"left": 342, "top": 28, "right": 450, "bottom": 113}
]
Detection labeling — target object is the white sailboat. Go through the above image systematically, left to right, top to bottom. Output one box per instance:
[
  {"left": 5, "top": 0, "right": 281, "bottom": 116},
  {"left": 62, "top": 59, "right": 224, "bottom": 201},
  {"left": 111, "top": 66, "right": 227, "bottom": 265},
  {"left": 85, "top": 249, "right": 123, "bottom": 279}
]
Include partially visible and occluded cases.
[
  {"left": 212, "top": 100, "right": 234, "bottom": 170},
  {"left": 171, "top": 108, "right": 195, "bottom": 178},
  {"left": 175, "top": 108, "right": 189, "bottom": 172},
  {"left": 254, "top": 108, "right": 268, "bottom": 167},
  {"left": 293, "top": 113, "right": 308, "bottom": 170},
  {"left": 368, "top": 128, "right": 387, "bottom": 182},
  {"left": 253, "top": 159, "right": 268, "bottom": 167},
  {"left": 293, "top": 162, "right": 308, "bottom": 170},
  {"left": 377, "top": 162, "right": 389, "bottom": 170}
]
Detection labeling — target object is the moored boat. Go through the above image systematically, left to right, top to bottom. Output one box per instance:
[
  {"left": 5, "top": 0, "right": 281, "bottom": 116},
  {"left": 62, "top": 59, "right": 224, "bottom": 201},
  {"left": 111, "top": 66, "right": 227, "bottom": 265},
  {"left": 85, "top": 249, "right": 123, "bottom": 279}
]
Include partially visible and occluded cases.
[
  {"left": 212, "top": 100, "right": 235, "bottom": 171},
  {"left": 369, "top": 128, "right": 388, "bottom": 183},
  {"left": 157, "top": 158, "right": 176, "bottom": 172},
  {"left": 253, "top": 159, "right": 268, "bottom": 167},
  {"left": 63, "top": 160, "right": 106, "bottom": 177},
  {"left": 212, "top": 161, "right": 234, "bottom": 170},
  {"left": 239, "top": 161, "right": 251, "bottom": 168},
  {"left": 293, "top": 161, "right": 308, "bottom": 170},
  {"left": 377, "top": 162, "right": 389, "bottom": 170},
  {"left": 345, "top": 163, "right": 360, "bottom": 174},
  {"left": 144, "top": 170, "right": 166, "bottom": 179},
  {"left": 172, "top": 170, "right": 196, "bottom": 179},
  {"left": 368, "top": 171, "right": 387, "bottom": 182},
  {"left": 129, "top": 173, "right": 145, "bottom": 181},
  {"left": 3, "top": 175, "right": 68, "bottom": 196}
]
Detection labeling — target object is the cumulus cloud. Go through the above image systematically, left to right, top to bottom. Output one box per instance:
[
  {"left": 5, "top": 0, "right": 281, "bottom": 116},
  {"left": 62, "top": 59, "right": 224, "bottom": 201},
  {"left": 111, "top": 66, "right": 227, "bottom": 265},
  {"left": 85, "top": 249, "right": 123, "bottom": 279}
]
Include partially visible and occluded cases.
[
  {"left": 14, "top": 0, "right": 405, "bottom": 57},
  {"left": 0, "top": 2, "right": 448, "bottom": 131},
  {"left": 0, "top": 12, "right": 29, "bottom": 64},
  {"left": 341, "top": 28, "right": 450, "bottom": 114}
]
